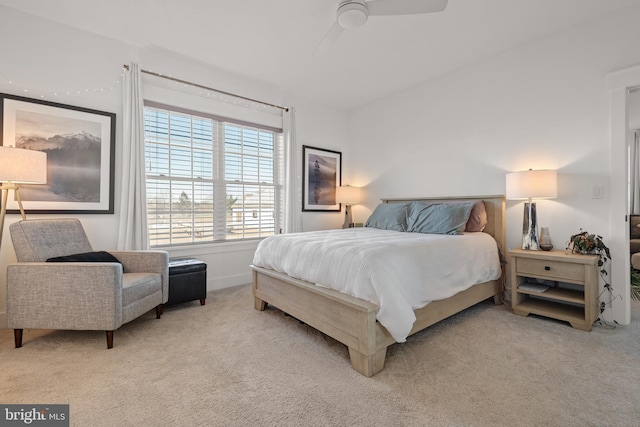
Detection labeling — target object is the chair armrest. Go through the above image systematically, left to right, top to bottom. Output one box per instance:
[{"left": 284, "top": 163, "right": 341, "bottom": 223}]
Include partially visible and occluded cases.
[
  {"left": 108, "top": 250, "right": 169, "bottom": 300},
  {"left": 6, "top": 263, "right": 124, "bottom": 331}
]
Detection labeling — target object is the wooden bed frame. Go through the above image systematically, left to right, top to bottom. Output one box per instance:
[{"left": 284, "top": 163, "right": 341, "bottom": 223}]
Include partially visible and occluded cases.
[{"left": 251, "top": 195, "right": 505, "bottom": 377}]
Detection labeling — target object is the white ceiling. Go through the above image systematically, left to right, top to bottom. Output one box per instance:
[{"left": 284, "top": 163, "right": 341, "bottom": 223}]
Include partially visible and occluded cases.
[{"left": 1, "top": 0, "right": 639, "bottom": 110}]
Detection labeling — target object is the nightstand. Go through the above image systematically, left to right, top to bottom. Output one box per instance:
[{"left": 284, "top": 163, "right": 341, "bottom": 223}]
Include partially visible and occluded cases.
[{"left": 509, "top": 249, "right": 599, "bottom": 331}]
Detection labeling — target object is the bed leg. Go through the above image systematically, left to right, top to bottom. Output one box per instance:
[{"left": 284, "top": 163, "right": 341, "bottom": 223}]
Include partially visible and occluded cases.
[
  {"left": 493, "top": 293, "right": 503, "bottom": 305},
  {"left": 254, "top": 296, "right": 267, "bottom": 311},
  {"left": 348, "top": 347, "right": 387, "bottom": 377}
]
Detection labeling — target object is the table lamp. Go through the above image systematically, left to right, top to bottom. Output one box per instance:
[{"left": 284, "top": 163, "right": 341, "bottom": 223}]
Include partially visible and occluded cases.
[
  {"left": 0, "top": 146, "right": 47, "bottom": 243},
  {"left": 506, "top": 169, "right": 557, "bottom": 250},
  {"left": 336, "top": 185, "right": 361, "bottom": 229}
]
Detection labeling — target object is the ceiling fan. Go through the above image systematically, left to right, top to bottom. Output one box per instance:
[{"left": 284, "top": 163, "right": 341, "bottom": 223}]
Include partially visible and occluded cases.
[{"left": 314, "top": 0, "right": 448, "bottom": 56}]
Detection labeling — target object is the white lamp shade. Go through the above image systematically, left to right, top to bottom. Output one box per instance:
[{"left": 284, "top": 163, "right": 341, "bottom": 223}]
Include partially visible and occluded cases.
[
  {"left": 0, "top": 146, "right": 47, "bottom": 184},
  {"left": 506, "top": 170, "right": 557, "bottom": 200},
  {"left": 336, "top": 185, "right": 361, "bottom": 205}
]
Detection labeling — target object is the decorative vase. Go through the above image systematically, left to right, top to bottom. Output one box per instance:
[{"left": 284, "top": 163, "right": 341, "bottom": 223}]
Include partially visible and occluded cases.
[{"left": 539, "top": 227, "right": 553, "bottom": 251}]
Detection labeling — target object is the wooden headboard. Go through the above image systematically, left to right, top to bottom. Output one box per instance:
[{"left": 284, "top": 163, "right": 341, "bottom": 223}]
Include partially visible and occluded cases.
[{"left": 381, "top": 195, "right": 506, "bottom": 251}]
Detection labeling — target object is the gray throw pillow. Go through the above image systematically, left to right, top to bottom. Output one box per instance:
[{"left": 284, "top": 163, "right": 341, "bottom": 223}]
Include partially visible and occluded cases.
[
  {"left": 406, "top": 202, "right": 475, "bottom": 235},
  {"left": 365, "top": 203, "right": 409, "bottom": 232}
]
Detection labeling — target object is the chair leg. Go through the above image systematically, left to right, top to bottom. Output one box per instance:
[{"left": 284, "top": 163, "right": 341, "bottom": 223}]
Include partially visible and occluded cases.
[
  {"left": 156, "top": 305, "right": 163, "bottom": 319},
  {"left": 14, "top": 329, "right": 23, "bottom": 348},
  {"left": 106, "top": 331, "right": 114, "bottom": 349}
]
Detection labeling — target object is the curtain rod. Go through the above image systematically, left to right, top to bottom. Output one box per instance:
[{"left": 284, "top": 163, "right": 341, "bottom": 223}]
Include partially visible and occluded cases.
[{"left": 122, "top": 64, "right": 289, "bottom": 112}]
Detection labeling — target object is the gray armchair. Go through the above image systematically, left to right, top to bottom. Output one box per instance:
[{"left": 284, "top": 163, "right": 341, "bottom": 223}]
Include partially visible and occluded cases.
[{"left": 6, "top": 219, "right": 169, "bottom": 349}]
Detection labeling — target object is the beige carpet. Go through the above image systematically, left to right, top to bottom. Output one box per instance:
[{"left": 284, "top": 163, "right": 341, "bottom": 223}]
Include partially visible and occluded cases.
[{"left": 0, "top": 284, "right": 638, "bottom": 427}]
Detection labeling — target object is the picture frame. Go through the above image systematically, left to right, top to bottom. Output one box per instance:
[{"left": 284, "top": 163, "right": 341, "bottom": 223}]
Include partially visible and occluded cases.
[
  {"left": 0, "top": 93, "right": 115, "bottom": 214},
  {"left": 302, "top": 145, "right": 341, "bottom": 212}
]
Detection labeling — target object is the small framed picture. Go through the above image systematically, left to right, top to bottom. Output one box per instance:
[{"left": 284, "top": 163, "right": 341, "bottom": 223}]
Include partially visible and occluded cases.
[
  {"left": 0, "top": 93, "right": 115, "bottom": 214},
  {"left": 302, "top": 145, "right": 342, "bottom": 212}
]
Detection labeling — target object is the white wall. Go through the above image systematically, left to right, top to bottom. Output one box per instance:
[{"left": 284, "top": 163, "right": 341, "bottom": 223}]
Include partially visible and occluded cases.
[
  {"left": 0, "top": 6, "right": 347, "bottom": 326},
  {"left": 347, "top": 6, "right": 640, "bottom": 323},
  {"left": 630, "top": 89, "right": 640, "bottom": 130}
]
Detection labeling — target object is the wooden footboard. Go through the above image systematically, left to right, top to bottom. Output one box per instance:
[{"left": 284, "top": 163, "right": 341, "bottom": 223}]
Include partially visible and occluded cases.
[
  {"left": 252, "top": 266, "right": 502, "bottom": 377},
  {"left": 252, "top": 267, "right": 386, "bottom": 376}
]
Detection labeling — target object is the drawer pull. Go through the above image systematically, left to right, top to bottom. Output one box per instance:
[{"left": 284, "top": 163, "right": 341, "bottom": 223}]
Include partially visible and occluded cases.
[{"left": 544, "top": 266, "right": 551, "bottom": 271}]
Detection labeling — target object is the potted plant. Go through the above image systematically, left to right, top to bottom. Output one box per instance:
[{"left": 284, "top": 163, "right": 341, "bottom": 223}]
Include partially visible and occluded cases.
[
  {"left": 568, "top": 230, "right": 617, "bottom": 325},
  {"left": 569, "top": 230, "right": 610, "bottom": 258},
  {"left": 630, "top": 268, "right": 640, "bottom": 302}
]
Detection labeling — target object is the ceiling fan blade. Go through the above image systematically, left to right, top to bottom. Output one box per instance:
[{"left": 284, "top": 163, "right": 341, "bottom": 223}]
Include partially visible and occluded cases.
[
  {"left": 367, "top": 0, "right": 448, "bottom": 16},
  {"left": 314, "top": 21, "right": 345, "bottom": 57}
]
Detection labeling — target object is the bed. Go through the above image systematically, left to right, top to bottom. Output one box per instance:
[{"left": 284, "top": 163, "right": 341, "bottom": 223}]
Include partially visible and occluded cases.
[{"left": 251, "top": 195, "right": 505, "bottom": 377}]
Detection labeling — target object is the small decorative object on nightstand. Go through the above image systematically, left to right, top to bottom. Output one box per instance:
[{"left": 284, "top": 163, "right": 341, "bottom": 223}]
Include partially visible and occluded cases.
[
  {"left": 539, "top": 227, "right": 553, "bottom": 251},
  {"left": 509, "top": 249, "right": 599, "bottom": 331}
]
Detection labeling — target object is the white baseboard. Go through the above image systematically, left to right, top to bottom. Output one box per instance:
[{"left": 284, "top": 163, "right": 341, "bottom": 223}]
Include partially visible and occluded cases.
[{"left": 207, "top": 272, "right": 251, "bottom": 292}]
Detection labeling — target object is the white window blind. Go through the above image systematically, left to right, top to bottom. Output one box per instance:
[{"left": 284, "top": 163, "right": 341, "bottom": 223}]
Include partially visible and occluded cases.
[{"left": 144, "top": 104, "right": 282, "bottom": 246}]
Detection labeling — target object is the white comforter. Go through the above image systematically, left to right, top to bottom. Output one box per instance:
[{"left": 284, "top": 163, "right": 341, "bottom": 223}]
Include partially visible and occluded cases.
[{"left": 252, "top": 228, "right": 501, "bottom": 342}]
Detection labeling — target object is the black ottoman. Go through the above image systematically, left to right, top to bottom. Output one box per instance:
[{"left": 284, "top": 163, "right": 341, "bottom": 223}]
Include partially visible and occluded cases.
[{"left": 167, "top": 258, "right": 207, "bottom": 306}]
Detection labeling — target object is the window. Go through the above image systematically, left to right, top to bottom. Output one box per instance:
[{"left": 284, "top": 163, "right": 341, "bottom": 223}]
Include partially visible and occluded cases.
[{"left": 144, "top": 104, "right": 282, "bottom": 246}]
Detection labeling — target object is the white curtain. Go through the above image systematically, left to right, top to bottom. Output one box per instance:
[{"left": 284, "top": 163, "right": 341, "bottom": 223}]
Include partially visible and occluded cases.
[
  {"left": 117, "top": 63, "right": 149, "bottom": 250},
  {"left": 282, "top": 107, "right": 302, "bottom": 233},
  {"left": 631, "top": 131, "right": 640, "bottom": 215}
]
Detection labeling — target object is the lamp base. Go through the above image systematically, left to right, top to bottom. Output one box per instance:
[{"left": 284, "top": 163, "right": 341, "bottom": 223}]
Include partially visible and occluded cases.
[
  {"left": 0, "top": 183, "right": 27, "bottom": 248},
  {"left": 521, "top": 202, "right": 540, "bottom": 250},
  {"left": 342, "top": 205, "right": 353, "bottom": 229}
]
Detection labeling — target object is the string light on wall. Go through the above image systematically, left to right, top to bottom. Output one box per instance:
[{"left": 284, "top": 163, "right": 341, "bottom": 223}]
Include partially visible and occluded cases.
[
  {"left": 1, "top": 65, "right": 287, "bottom": 115},
  {"left": 0, "top": 70, "right": 121, "bottom": 100}
]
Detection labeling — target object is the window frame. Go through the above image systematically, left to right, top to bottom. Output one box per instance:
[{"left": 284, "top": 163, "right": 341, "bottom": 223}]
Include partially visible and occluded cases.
[{"left": 143, "top": 101, "right": 283, "bottom": 247}]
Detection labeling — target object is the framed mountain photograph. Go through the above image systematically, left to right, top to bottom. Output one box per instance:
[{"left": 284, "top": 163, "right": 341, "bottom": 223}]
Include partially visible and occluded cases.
[{"left": 0, "top": 93, "right": 115, "bottom": 214}]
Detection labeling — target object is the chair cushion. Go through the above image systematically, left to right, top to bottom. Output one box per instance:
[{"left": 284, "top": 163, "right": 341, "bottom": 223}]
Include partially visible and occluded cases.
[
  {"left": 10, "top": 219, "right": 93, "bottom": 262},
  {"left": 46, "top": 251, "right": 122, "bottom": 264},
  {"left": 122, "top": 273, "right": 162, "bottom": 306}
]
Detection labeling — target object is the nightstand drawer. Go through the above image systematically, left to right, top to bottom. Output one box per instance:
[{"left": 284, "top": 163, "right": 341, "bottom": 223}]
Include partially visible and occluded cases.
[{"left": 516, "top": 257, "right": 584, "bottom": 282}]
